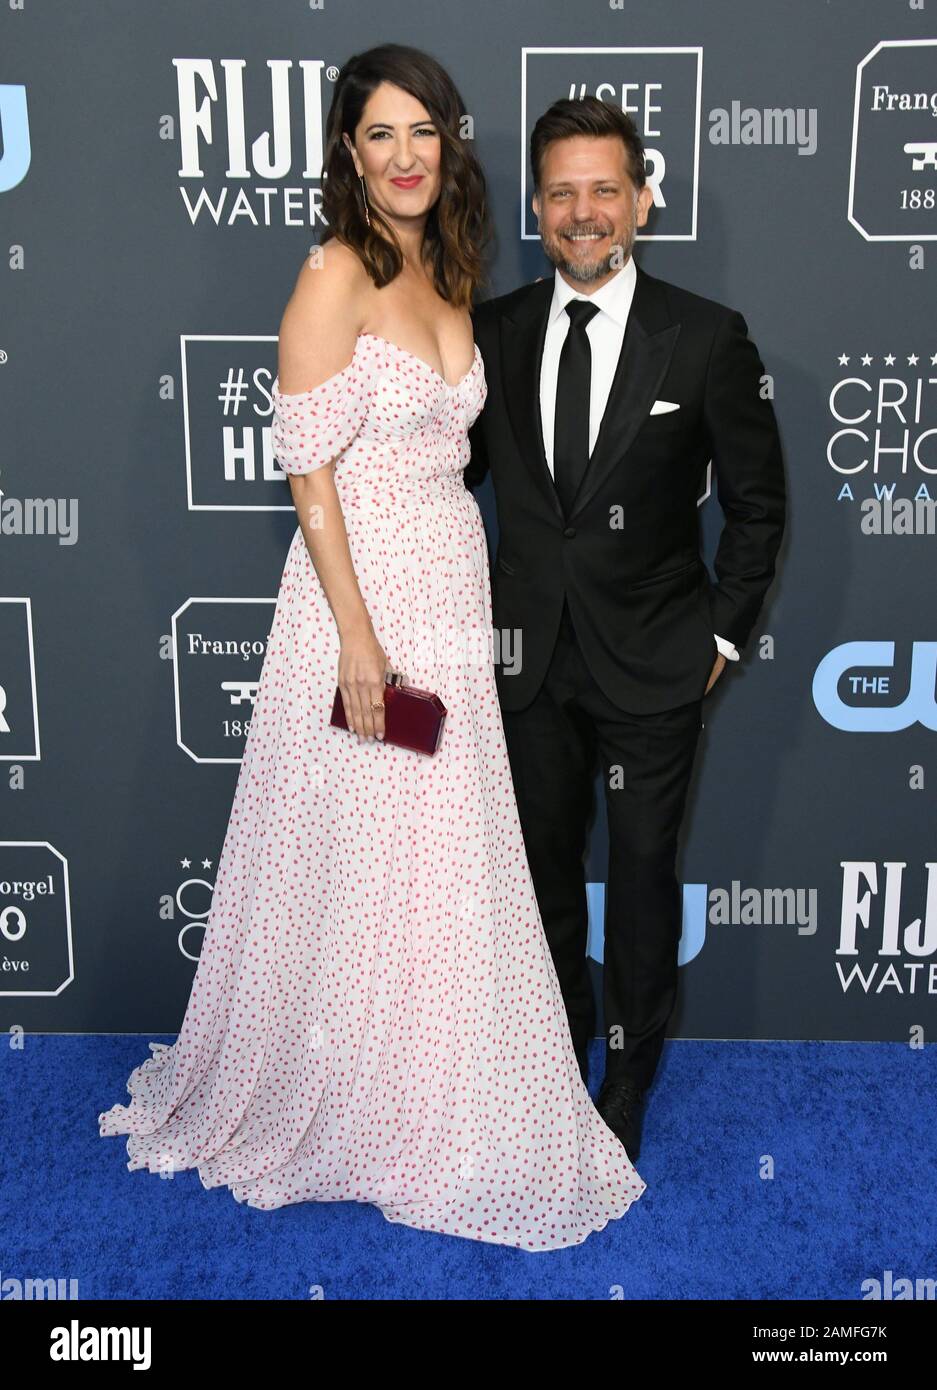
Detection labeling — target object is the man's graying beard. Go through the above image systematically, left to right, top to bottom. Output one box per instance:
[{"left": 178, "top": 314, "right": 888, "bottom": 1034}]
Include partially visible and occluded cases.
[
  {"left": 538, "top": 189, "right": 640, "bottom": 283},
  {"left": 543, "top": 236, "right": 626, "bottom": 283}
]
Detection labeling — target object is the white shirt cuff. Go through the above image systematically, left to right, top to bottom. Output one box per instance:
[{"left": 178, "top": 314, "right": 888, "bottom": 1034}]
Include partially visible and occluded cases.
[{"left": 714, "top": 633, "right": 740, "bottom": 662}]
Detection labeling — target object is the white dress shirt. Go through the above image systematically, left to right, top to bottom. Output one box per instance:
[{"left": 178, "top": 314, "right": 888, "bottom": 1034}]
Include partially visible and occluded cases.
[{"left": 539, "top": 259, "right": 739, "bottom": 662}]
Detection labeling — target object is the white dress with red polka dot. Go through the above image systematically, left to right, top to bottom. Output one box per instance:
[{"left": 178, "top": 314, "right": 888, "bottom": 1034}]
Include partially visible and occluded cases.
[{"left": 98, "top": 333, "right": 646, "bottom": 1250}]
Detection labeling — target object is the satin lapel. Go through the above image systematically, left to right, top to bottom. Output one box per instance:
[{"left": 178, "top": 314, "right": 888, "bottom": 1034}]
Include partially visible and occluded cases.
[
  {"left": 567, "top": 265, "right": 681, "bottom": 521},
  {"left": 500, "top": 278, "right": 564, "bottom": 522}
]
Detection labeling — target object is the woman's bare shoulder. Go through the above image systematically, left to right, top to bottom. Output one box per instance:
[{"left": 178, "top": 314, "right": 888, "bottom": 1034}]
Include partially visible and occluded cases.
[{"left": 277, "top": 241, "right": 372, "bottom": 392}]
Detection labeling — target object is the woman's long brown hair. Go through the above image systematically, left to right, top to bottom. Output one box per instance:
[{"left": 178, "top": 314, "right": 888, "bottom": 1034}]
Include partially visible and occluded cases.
[{"left": 321, "top": 44, "right": 492, "bottom": 308}]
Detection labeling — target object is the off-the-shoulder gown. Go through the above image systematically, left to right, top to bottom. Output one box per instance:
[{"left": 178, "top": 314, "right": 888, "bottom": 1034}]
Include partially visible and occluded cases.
[{"left": 98, "top": 332, "right": 646, "bottom": 1250}]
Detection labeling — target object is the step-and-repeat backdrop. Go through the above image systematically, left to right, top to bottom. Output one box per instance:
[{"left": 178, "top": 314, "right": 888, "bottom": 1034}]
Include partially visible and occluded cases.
[{"left": 2, "top": 2, "right": 934, "bottom": 1042}]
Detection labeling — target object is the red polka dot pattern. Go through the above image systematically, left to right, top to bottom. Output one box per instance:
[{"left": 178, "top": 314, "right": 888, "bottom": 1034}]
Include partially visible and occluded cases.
[{"left": 98, "top": 333, "right": 646, "bottom": 1250}]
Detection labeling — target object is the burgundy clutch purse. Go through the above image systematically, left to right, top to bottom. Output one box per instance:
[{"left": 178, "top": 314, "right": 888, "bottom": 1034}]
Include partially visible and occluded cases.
[{"left": 329, "top": 672, "right": 447, "bottom": 755}]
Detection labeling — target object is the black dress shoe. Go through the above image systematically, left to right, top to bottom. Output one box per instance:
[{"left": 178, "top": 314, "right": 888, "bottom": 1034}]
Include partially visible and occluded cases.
[{"left": 595, "top": 1077, "right": 645, "bottom": 1162}]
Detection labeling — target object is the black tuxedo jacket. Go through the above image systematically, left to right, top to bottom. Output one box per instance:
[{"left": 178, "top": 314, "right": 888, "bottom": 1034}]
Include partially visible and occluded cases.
[{"left": 465, "top": 262, "right": 786, "bottom": 715}]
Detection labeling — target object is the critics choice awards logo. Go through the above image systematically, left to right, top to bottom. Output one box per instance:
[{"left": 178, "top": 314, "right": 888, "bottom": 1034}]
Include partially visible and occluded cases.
[{"left": 827, "top": 347, "right": 937, "bottom": 520}]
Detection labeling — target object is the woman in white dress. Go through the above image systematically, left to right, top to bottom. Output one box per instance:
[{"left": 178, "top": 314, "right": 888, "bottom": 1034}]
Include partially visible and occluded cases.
[{"left": 99, "top": 43, "right": 645, "bottom": 1250}]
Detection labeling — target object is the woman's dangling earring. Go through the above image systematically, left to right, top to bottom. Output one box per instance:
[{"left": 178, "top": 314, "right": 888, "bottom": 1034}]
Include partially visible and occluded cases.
[{"left": 359, "top": 174, "right": 371, "bottom": 227}]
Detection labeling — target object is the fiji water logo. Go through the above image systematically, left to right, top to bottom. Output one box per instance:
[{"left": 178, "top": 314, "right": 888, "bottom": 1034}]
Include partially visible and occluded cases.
[{"left": 174, "top": 58, "right": 332, "bottom": 226}]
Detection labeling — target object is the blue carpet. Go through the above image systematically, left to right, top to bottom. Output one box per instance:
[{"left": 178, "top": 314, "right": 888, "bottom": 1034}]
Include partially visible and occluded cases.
[{"left": 2, "top": 1037, "right": 932, "bottom": 1299}]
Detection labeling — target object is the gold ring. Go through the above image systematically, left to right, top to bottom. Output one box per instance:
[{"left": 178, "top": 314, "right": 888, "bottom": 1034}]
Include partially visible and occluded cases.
[{"left": 370, "top": 699, "right": 385, "bottom": 710}]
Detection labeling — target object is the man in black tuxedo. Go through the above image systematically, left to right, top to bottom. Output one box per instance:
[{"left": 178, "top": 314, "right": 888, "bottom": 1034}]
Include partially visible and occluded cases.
[{"left": 465, "top": 97, "right": 785, "bottom": 1161}]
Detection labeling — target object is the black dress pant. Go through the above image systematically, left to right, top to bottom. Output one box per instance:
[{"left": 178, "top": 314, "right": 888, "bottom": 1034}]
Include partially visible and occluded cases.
[{"left": 500, "top": 597, "right": 704, "bottom": 1094}]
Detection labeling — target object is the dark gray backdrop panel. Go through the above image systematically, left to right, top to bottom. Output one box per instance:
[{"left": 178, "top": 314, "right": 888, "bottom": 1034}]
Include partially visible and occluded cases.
[{"left": 1, "top": 1, "right": 933, "bottom": 1040}]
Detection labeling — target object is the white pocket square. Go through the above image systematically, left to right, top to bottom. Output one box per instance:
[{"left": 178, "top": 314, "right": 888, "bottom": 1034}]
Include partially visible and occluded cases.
[{"left": 649, "top": 399, "right": 680, "bottom": 415}]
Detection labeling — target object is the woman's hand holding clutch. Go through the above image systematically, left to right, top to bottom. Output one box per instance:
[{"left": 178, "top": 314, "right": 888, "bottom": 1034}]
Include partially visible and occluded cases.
[{"left": 337, "top": 625, "right": 390, "bottom": 741}]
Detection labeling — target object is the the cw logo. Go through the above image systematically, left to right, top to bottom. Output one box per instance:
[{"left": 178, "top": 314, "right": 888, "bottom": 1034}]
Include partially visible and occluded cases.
[
  {"left": 0, "top": 85, "right": 31, "bottom": 192},
  {"left": 812, "top": 641, "right": 937, "bottom": 731},
  {"left": 586, "top": 882, "right": 707, "bottom": 966}
]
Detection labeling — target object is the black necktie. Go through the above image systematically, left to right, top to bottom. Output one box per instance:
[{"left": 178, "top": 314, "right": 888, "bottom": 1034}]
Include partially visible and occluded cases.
[{"left": 553, "top": 299, "right": 600, "bottom": 517}]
